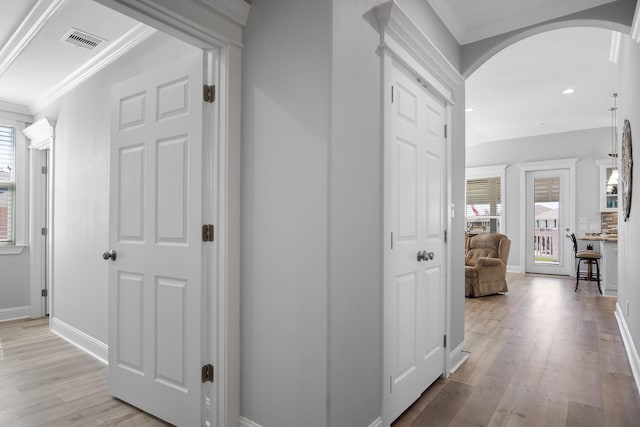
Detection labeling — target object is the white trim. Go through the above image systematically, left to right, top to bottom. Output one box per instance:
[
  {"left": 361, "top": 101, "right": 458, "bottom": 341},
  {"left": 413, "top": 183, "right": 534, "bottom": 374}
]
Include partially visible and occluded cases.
[
  {"left": 0, "top": 0, "right": 65, "bottom": 77},
  {"left": 95, "top": 0, "right": 242, "bottom": 48},
  {"left": 197, "top": 0, "right": 250, "bottom": 26},
  {"left": 431, "top": 0, "right": 618, "bottom": 45},
  {"left": 376, "top": 1, "right": 463, "bottom": 103},
  {"left": 632, "top": 1, "right": 640, "bottom": 42},
  {"left": 30, "top": 24, "right": 156, "bottom": 113},
  {"left": 609, "top": 31, "right": 622, "bottom": 64},
  {"left": 0, "top": 101, "right": 32, "bottom": 123},
  {"left": 23, "top": 117, "right": 55, "bottom": 149},
  {"left": 24, "top": 118, "right": 55, "bottom": 319},
  {"left": 519, "top": 158, "right": 577, "bottom": 275},
  {"left": 0, "top": 245, "right": 25, "bottom": 255},
  {"left": 507, "top": 265, "right": 522, "bottom": 273},
  {"left": 615, "top": 303, "right": 640, "bottom": 396},
  {"left": 0, "top": 306, "right": 29, "bottom": 322},
  {"left": 51, "top": 317, "right": 108, "bottom": 364},
  {"left": 448, "top": 341, "right": 469, "bottom": 375},
  {"left": 239, "top": 417, "right": 263, "bottom": 427},
  {"left": 368, "top": 417, "right": 383, "bottom": 427}
]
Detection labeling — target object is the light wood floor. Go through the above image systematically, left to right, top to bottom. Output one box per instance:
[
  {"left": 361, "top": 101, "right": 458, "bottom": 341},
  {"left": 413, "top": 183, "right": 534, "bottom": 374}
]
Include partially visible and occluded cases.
[
  {"left": 394, "top": 273, "right": 640, "bottom": 427},
  {"left": 2, "top": 274, "right": 639, "bottom": 426},
  {"left": 0, "top": 317, "right": 170, "bottom": 426}
]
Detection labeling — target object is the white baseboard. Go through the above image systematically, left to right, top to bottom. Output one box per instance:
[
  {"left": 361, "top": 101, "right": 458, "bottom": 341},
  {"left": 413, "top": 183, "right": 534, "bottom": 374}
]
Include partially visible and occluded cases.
[
  {"left": 507, "top": 265, "right": 522, "bottom": 273},
  {"left": 615, "top": 303, "right": 640, "bottom": 396},
  {"left": 0, "top": 306, "right": 29, "bottom": 322},
  {"left": 51, "top": 317, "right": 108, "bottom": 364},
  {"left": 448, "top": 340, "right": 468, "bottom": 375},
  {"left": 240, "top": 415, "right": 383, "bottom": 427},
  {"left": 239, "top": 417, "right": 263, "bottom": 427}
]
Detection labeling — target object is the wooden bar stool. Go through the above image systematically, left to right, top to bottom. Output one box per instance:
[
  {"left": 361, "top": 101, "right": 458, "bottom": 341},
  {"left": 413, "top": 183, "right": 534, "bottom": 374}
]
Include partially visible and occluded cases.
[{"left": 569, "top": 233, "right": 602, "bottom": 294}]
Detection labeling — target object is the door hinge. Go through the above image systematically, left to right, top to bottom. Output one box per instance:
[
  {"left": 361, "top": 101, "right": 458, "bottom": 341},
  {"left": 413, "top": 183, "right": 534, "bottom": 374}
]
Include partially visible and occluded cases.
[
  {"left": 203, "top": 85, "right": 215, "bottom": 103},
  {"left": 391, "top": 85, "right": 394, "bottom": 103},
  {"left": 444, "top": 124, "right": 448, "bottom": 138},
  {"left": 41, "top": 166, "right": 48, "bottom": 174},
  {"left": 202, "top": 224, "right": 214, "bottom": 242},
  {"left": 41, "top": 227, "right": 47, "bottom": 236},
  {"left": 444, "top": 229, "right": 447, "bottom": 243},
  {"left": 391, "top": 232, "right": 394, "bottom": 250},
  {"left": 41, "top": 289, "right": 47, "bottom": 297},
  {"left": 443, "top": 334, "right": 447, "bottom": 348},
  {"left": 202, "top": 364, "right": 214, "bottom": 383}
]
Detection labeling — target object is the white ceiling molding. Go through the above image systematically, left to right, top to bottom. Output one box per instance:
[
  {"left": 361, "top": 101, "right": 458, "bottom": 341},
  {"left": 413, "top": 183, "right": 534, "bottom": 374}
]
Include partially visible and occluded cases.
[
  {"left": 0, "top": 0, "right": 65, "bottom": 77},
  {"left": 95, "top": 0, "right": 245, "bottom": 48},
  {"left": 197, "top": 0, "right": 250, "bottom": 27},
  {"left": 376, "top": 0, "right": 463, "bottom": 103},
  {"left": 428, "top": 0, "right": 617, "bottom": 45},
  {"left": 632, "top": 2, "right": 640, "bottom": 42},
  {"left": 30, "top": 23, "right": 156, "bottom": 114},
  {"left": 609, "top": 31, "right": 621, "bottom": 64},
  {"left": 0, "top": 100, "right": 33, "bottom": 123},
  {"left": 23, "top": 117, "right": 56, "bottom": 150}
]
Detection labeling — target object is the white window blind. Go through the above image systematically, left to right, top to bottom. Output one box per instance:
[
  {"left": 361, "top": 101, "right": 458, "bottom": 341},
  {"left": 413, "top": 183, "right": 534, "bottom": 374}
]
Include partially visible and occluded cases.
[
  {"left": 0, "top": 125, "right": 15, "bottom": 244},
  {"left": 466, "top": 176, "right": 502, "bottom": 233}
]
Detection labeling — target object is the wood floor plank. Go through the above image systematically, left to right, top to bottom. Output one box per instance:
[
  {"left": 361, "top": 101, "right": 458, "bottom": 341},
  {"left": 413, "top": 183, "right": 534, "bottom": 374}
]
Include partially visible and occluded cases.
[
  {"left": 394, "top": 273, "right": 640, "bottom": 427},
  {"left": 0, "top": 318, "right": 170, "bottom": 426}
]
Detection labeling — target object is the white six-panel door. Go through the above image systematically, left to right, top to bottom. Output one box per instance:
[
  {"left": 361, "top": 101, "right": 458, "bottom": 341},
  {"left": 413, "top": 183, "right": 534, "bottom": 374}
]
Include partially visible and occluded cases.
[
  {"left": 107, "top": 52, "right": 204, "bottom": 426},
  {"left": 384, "top": 62, "right": 447, "bottom": 422}
]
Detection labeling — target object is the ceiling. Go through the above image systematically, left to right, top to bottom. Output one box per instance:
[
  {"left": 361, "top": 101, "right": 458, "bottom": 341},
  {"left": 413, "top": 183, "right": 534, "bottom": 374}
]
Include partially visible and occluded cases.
[
  {"left": 0, "top": 0, "right": 628, "bottom": 147},
  {"left": 0, "top": 0, "right": 148, "bottom": 114},
  {"left": 426, "top": 0, "right": 618, "bottom": 44},
  {"left": 465, "top": 26, "right": 619, "bottom": 146}
]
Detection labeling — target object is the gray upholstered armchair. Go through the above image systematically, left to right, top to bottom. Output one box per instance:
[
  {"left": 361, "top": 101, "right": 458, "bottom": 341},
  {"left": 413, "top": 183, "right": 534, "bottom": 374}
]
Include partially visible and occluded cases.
[{"left": 465, "top": 233, "right": 511, "bottom": 297}]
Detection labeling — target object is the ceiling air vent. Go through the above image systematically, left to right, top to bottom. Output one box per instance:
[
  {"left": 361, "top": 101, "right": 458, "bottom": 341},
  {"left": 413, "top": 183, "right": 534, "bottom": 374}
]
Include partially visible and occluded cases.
[{"left": 61, "top": 28, "right": 106, "bottom": 50}]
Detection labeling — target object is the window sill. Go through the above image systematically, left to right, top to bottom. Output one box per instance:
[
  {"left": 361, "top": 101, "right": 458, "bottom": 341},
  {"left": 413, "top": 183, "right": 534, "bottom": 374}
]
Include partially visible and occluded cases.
[{"left": 0, "top": 245, "right": 26, "bottom": 255}]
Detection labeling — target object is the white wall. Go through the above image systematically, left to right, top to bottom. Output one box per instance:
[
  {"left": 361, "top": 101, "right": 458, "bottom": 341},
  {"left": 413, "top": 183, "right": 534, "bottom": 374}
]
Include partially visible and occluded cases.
[
  {"left": 241, "top": 0, "right": 331, "bottom": 425},
  {"left": 242, "top": 0, "right": 465, "bottom": 426},
  {"left": 617, "top": 32, "right": 640, "bottom": 385},
  {"left": 35, "top": 33, "right": 198, "bottom": 344},
  {"left": 466, "top": 128, "right": 611, "bottom": 271},
  {"left": 0, "top": 249, "right": 29, "bottom": 312}
]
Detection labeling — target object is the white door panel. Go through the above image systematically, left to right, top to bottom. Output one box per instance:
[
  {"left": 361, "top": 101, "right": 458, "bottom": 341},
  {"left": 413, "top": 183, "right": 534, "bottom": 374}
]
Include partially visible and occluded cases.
[
  {"left": 108, "top": 52, "right": 203, "bottom": 427},
  {"left": 385, "top": 62, "right": 447, "bottom": 422},
  {"left": 525, "top": 169, "right": 570, "bottom": 275}
]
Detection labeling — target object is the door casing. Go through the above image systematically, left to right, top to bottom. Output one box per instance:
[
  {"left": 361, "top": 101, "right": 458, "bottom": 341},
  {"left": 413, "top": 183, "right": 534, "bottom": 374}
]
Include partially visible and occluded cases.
[{"left": 519, "top": 158, "right": 577, "bottom": 275}]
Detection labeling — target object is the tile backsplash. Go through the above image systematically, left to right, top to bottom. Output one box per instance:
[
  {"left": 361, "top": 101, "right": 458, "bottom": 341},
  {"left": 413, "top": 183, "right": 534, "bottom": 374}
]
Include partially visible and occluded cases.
[{"left": 601, "top": 212, "right": 618, "bottom": 235}]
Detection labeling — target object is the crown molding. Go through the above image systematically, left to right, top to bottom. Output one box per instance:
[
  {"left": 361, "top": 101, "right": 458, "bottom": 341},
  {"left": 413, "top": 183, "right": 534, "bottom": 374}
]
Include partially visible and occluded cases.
[
  {"left": 0, "top": 0, "right": 65, "bottom": 77},
  {"left": 197, "top": 0, "right": 250, "bottom": 27},
  {"left": 376, "top": 1, "right": 463, "bottom": 98},
  {"left": 632, "top": 1, "right": 640, "bottom": 42},
  {"left": 30, "top": 23, "right": 156, "bottom": 114},
  {"left": 0, "top": 101, "right": 33, "bottom": 123},
  {"left": 23, "top": 117, "right": 56, "bottom": 150}
]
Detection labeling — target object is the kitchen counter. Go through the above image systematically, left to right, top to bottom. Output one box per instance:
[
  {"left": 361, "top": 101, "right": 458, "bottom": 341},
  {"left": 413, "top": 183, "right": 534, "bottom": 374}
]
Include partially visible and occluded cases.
[{"left": 578, "top": 234, "right": 618, "bottom": 242}]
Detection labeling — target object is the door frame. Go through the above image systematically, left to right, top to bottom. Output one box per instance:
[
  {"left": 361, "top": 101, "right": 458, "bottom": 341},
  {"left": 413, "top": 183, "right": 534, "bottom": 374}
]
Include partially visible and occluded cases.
[
  {"left": 94, "top": 1, "right": 247, "bottom": 426},
  {"left": 376, "top": 3, "right": 463, "bottom": 425},
  {"left": 24, "top": 117, "right": 55, "bottom": 319},
  {"left": 519, "top": 158, "right": 577, "bottom": 275}
]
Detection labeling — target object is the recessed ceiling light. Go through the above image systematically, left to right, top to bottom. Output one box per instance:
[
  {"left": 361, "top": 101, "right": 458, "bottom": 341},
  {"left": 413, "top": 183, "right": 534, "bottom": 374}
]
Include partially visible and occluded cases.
[
  {"left": 563, "top": 88, "right": 575, "bottom": 95},
  {"left": 465, "top": 107, "right": 474, "bottom": 112}
]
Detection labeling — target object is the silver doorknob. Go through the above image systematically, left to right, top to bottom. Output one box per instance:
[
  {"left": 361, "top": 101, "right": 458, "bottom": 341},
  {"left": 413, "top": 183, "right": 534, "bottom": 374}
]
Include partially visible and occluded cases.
[
  {"left": 102, "top": 250, "right": 117, "bottom": 261},
  {"left": 417, "top": 250, "right": 427, "bottom": 262},
  {"left": 427, "top": 251, "right": 434, "bottom": 260}
]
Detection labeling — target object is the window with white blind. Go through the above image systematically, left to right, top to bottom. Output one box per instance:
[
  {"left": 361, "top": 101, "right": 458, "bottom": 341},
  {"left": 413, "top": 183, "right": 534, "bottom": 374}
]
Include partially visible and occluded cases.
[
  {"left": 0, "top": 124, "right": 15, "bottom": 245},
  {"left": 466, "top": 165, "right": 506, "bottom": 235}
]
